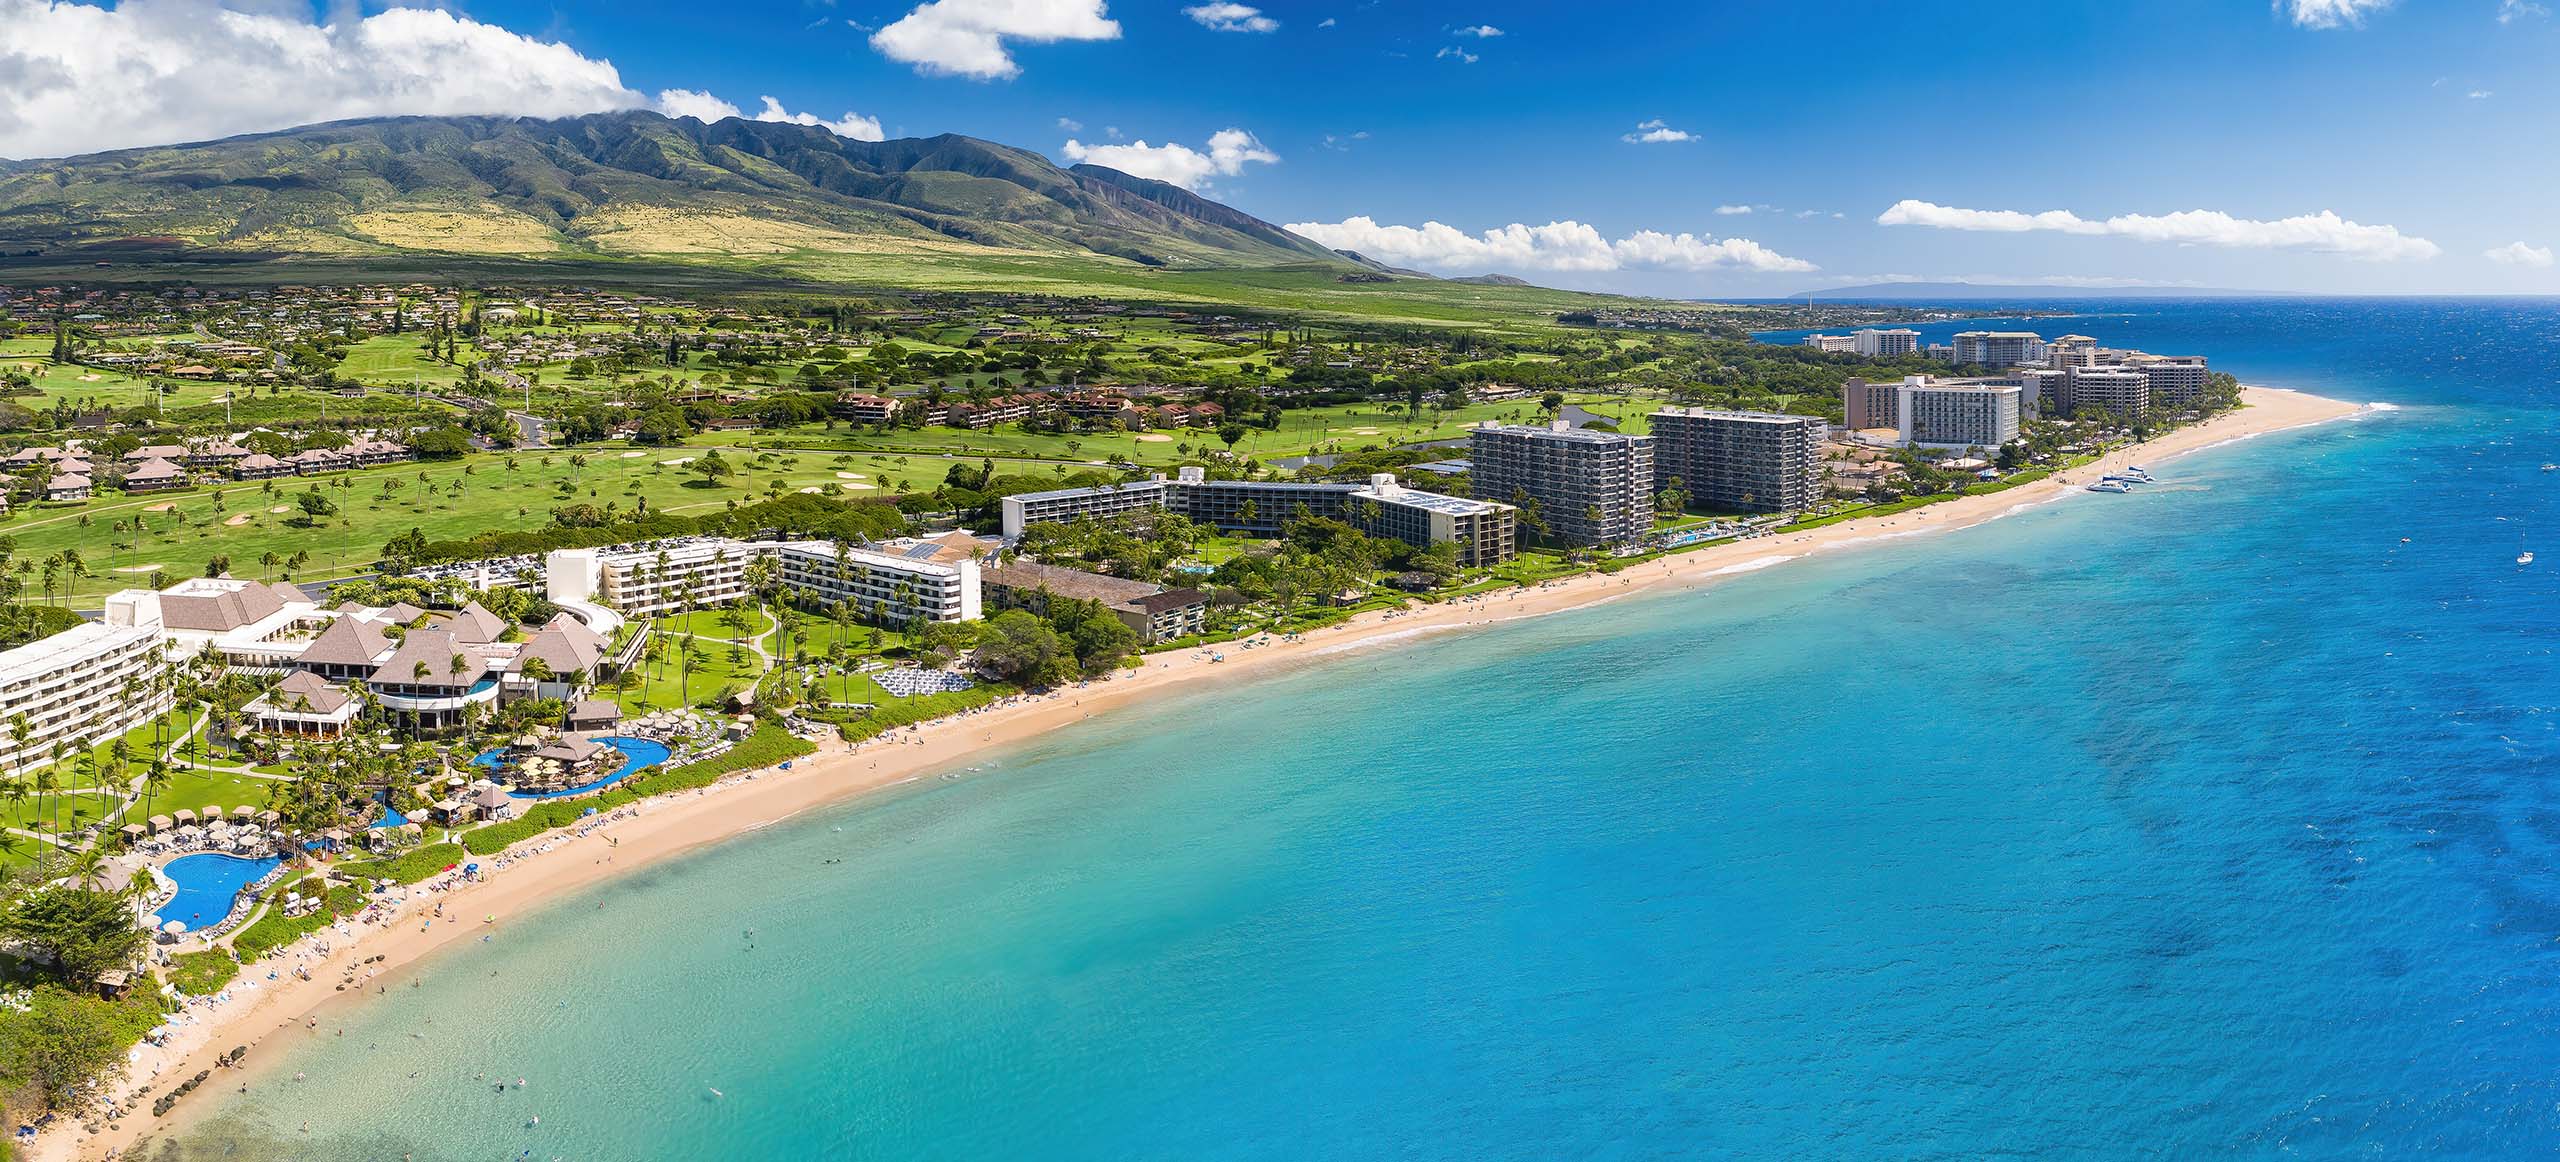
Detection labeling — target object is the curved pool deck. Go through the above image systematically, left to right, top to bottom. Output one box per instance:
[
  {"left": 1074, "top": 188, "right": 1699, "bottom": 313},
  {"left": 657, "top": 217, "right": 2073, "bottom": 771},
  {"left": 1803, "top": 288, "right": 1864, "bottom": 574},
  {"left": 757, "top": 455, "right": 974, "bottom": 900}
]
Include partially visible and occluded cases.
[
  {"left": 473, "top": 736, "right": 674, "bottom": 800},
  {"left": 149, "top": 852, "right": 282, "bottom": 932}
]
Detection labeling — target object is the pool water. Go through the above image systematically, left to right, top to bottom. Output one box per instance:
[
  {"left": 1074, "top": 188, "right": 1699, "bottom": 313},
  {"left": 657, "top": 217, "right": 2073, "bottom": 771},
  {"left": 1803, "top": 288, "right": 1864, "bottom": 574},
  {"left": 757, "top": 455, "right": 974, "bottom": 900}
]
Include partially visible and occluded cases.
[
  {"left": 472, "top": 736, "right": 674, "bottom": 800},
  {"left": 152, "top": 853, "right": 282, "bottom": 931}
]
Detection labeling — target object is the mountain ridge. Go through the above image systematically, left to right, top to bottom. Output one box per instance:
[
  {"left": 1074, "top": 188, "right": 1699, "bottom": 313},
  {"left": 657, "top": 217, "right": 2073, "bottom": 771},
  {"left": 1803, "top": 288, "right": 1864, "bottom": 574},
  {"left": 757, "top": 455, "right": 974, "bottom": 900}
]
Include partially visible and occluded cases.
[{"left": 0, "top": 110, "right": 1352, "bottom": 273}]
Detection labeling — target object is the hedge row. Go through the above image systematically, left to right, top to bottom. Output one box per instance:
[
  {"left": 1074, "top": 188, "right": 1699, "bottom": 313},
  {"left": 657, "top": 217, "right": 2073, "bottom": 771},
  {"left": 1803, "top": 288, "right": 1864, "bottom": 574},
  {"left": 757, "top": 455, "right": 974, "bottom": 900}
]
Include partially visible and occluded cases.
[
  {"left": 338, "top": 842, "right": 468, "bottom": 885},
  {"left": 232, "top": 883, "right": 363, "bottom": 962}
]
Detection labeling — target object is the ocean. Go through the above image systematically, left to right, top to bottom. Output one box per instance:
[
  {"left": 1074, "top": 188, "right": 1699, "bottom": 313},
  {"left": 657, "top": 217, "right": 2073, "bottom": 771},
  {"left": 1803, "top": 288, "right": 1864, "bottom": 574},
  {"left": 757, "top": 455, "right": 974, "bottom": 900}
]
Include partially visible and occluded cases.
[{"left": 166, "top": 299, "right": 2560, "bottom": 1159}]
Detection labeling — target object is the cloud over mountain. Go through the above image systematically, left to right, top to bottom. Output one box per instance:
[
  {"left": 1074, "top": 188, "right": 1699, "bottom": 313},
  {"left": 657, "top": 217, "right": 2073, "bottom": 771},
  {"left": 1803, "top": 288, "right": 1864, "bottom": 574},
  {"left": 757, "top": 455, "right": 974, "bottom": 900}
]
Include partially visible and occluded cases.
[
  {"left": 0, "top": 0, "right": 644, "bottom": 159},
  {"left": 1063, "top": 128, "right": 1276, "bottom": 190},
  {"left": 1284, "top": 216, "right": 1815, "bottom": 274}
]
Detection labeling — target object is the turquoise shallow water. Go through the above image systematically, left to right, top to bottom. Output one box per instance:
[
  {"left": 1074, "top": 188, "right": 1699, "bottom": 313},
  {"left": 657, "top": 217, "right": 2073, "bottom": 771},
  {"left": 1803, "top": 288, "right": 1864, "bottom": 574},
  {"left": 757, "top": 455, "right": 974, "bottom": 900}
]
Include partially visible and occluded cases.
[{"left": 167, "top": 300, "right": 2560, "bottom": 1159}]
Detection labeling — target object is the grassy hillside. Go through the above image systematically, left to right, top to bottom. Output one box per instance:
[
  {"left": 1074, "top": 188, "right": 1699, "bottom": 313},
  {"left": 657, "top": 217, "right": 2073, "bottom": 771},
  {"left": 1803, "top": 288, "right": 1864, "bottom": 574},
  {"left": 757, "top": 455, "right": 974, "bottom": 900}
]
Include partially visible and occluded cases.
[
  {"left": 0, "top": 110, "right": 1709, "bottom": 330},
  {"left": 0, "top": 112, "right": 1348, "bottom": 271}
]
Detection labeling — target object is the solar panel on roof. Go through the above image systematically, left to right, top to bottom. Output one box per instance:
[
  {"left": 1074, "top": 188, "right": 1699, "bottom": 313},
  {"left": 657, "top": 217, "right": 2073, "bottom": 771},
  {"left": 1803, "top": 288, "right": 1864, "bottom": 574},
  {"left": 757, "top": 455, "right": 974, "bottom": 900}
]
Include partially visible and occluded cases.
[{"left": 903, "top": 543, "right": 939, "bottom": 559}]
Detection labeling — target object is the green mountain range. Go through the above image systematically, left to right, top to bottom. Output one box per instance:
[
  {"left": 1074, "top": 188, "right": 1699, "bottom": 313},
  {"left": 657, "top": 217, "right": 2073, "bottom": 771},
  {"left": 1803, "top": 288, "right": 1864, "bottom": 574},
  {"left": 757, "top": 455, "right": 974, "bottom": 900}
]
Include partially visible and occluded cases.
[{"left": 0, "top": 110, "right": 1351, "bottom": 272}]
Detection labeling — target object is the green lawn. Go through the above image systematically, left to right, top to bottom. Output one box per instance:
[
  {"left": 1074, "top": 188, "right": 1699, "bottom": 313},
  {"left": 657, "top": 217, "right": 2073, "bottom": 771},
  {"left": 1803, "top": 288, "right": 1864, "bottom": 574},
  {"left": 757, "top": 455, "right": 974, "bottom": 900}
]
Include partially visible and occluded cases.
[
  {"left": 331, "top": 336, "right": 465, "bottom": 387},
  {"left": 8, "top": 445, "right": 984, "bottom": 604},
  {"left": 609, "top": 632, "right": 768, "bottom": 712}
]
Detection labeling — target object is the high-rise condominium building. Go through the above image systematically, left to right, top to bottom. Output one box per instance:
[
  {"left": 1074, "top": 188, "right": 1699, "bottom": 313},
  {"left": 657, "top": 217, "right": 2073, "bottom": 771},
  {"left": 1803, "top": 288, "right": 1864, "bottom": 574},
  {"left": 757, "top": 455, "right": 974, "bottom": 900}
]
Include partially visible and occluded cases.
[
  {"left": 1853, "top": 328, "right": 1920, "bottom": 357},
  {"left": 1951, "top": 331, "right": 2049, "bottom": 367},
  {"left": 1898, "top": 381, "right": 2022, "bottom": 449},
  {"left": 1648, "top": 408, "right": 1826, "bottom": 514},
  {"left": 1468, "top": 422, "right": 1655, "bottom": 548}
]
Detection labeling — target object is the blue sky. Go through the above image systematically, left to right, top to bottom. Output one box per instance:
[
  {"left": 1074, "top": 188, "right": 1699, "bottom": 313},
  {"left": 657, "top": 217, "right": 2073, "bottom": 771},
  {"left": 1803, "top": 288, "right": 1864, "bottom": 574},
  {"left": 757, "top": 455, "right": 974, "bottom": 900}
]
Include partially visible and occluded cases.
[{"left": 3, "top": 0, "right": 2553, "bottom": 295}]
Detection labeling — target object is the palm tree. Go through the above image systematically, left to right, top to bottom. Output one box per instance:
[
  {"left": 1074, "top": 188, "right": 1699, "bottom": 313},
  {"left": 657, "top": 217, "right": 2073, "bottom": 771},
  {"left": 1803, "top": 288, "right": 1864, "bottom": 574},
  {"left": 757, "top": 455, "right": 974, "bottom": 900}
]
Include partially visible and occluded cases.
[
  {"left": 33, "top": 760, "right": 60, "bottom": 835},
  {"left": 143, "top": 760, "right": 171, "bottom": 820},
  {"left": 68, "top": 844, "right": 109, "bottom": 890}
]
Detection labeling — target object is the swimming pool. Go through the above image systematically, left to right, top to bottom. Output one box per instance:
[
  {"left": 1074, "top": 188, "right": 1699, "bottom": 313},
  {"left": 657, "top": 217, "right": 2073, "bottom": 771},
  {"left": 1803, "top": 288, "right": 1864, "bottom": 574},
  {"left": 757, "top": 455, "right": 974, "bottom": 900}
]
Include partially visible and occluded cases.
[
  {"left": 474, "top": 736, "right": 674, "bottom": 800},
  {"left": 152, "top": 853, "right": 281, "bottom": 932}
]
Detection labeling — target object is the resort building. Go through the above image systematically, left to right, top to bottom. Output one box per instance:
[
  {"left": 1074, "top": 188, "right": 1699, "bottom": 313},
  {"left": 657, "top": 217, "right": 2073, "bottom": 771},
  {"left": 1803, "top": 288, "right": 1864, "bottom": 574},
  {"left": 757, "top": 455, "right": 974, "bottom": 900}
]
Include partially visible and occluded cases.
[
  {"left": 1853, "top": 328, "right": 1920, "bottom": 357},
  {"left": 1951, "top": 331, "right": 2048, "bottom": 367},
  {"left": 1802, "top": 334, "right": 1857, "bottom": 354},
  {"left": 2046, "top": 334, "right": 2101, "bottom": 368},
  {"left": 2127, "top": 356, "right": 2212, "bottom": 409},
  {"left": 2060, "top": 366, "right": 2154, "bottom": 418},
  {"left": 1843, "top": 377, "right": 1906, "bottom": 431},
  {"left": 1899, "top": 381, "right": 2022, "bottom": 450},
  {"left": 1647, "top": 409, "right": 1827, "bottom": 514},
  {"left": 1467, "top": 422, "right": 1654, "bottom": 548},
  {"left": 231, "top": 453, "right": 291, "bottom": 480},
  {"left": 999, "top": 467, "right": 1514, "bottom": 564},
  {"left": 1167, "top": 472, "right": 1365, "bottom": 537},
  {"left": 1347, "top": 474, "right": 1519, "bottom": 567},
  {"left": 1000, "top": 478, "right": 1172, "bottom": 540},
  {"left": 547, "top": 536, "right": 983, "bottom": 625},
  {"left": 547, "top": 538, "right": 760, "bottom": 620},
  {"left": 768, "top": 539, "right": 984, "bottom": 624},
  {"left": 982, "top": 561, "right": 1209, "bottom": 644},
  {"left": 104, "top": 576, "right": 328, "bottom": 664},
  {"left": 0, "top": 621, "right": 169, "bottom": 773},
  {"left": 366, "top": 628, "right": 501, "bottom": 730},
  {"left": 244, "top": 671, "right": 357, "bottom": 737}
]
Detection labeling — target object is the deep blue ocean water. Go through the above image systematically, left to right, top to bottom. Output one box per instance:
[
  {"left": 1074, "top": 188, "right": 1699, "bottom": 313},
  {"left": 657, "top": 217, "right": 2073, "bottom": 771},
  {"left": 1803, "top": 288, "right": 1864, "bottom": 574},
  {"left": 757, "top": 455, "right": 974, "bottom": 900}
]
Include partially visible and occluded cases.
[{"left": 168, "top": 299, "right": 2560, "bottom": 1159}]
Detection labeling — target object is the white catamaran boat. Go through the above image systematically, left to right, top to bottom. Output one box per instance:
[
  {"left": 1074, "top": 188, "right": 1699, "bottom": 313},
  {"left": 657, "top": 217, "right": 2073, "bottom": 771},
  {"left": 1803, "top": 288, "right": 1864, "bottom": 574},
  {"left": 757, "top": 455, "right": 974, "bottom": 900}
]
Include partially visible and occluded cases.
[
  {"left": 2086, "top": 480, "right": 2134, "bottom": 494},
  {"left": 2520, "top": 534, "right": 2535, "bottom": 567}
]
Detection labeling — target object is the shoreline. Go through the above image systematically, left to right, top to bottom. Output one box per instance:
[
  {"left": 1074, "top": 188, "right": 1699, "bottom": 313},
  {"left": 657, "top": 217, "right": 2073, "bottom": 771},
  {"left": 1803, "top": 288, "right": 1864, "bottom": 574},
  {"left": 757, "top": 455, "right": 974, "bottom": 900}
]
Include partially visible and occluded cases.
[{"left": 53, "top": 386, "right": 2370, "bottom": 1161}]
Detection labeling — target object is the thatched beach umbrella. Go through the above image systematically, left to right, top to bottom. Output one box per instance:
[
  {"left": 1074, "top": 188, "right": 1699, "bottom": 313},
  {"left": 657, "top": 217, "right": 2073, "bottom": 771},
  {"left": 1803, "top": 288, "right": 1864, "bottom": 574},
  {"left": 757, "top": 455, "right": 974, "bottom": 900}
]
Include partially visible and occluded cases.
[
  {"left": 173, "top": 809, "right": 198, "bottom": 826},
  {"left": 149, "top": 814, "right": 173, "bottom": 833}
]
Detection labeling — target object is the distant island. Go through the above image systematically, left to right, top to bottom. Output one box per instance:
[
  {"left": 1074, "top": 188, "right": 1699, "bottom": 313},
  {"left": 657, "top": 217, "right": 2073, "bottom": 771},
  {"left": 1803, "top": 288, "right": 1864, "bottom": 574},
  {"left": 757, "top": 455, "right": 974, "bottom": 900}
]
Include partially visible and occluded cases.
[{"left": 1769, "top": 282, "right": 2298, "bottom": 302}]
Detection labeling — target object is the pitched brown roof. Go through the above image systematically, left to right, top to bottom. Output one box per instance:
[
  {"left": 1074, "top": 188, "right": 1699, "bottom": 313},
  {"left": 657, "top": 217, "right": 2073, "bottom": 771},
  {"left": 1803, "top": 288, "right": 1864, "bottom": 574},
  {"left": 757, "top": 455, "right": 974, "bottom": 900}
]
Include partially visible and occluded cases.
[
  {"left": 124, "top": 458, "right": 185, "bottom": 480},
  {"left": 983, "top": 560, "right": 1161, "bottom": 606},
  {"left": 158, "top": 582, "right": 287, "bottom": 632},
  {"left": 1130, "top": 588, "right": 1209, "bottom": 615},
  {"left": 441, "top": 601, "right": 507, "bottom": 644},
  {"left": 540, "top": 612, "right": 608, "bottom": 655},
  {"left": 297, "top": 615, "right": 391, "bottom": 668},
  {"left": 509, "top": 626, "right": 601, "bottom": 676},
  {"left": 371, "top": 629, "right": 483, "bottom": 688},
  {"left": 264, "top": 670, "right": 351, "bottom": 715}
]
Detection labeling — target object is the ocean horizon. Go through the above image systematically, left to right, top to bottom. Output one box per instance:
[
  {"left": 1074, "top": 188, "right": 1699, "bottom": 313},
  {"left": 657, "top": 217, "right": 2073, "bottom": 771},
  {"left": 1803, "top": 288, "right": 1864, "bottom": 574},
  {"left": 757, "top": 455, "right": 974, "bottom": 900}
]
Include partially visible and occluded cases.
[{"left": 163, "top": 298, "right": 2560, "bottom": 1159}]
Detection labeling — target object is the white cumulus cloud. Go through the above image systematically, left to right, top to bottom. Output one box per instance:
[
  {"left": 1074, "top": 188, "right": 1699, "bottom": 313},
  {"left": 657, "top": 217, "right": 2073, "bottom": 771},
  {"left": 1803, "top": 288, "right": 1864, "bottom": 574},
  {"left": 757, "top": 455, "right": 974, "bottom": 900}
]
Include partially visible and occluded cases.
[
  {"left": 0, "top": 0, "right": 647, "bottom": 159},
  {"left": 871, "top": 0, "right": 1120, "bottom": 80},
  {"left": 2282, "top": 0, "right": 2393, "bottom": 27},
  {"left": 2500, "top": 0, "right": 2549, "bottom": 21},
  {"left": 1185, "top": 2, "right": 1277, "bottom": 32},
  {"left": 1454, "top": 24, "right": 1502, "bottom": 36},
  {"left": 1435, "top": 45, "right": 1479, "bottom": 63},
  {"left": 654, "top": 88, "right": 739, "bottom": 123},
  {"left": 651, "top": 91, "right": 884, "bottom": 141},
  {"left": 1621, "top": 118, "right": 1693, "bottom": 144},
  {"left": 1061, "top": 127, "right": 1275, "bottom": 190},
  {"left": 1876, "top": 199, "right": 2440, "bottom": 261},
  {"left": 1713, "top": 205, "right": 1754, "bottom": 215},
  {"left": 1282, "top": 216, "right": 1815, "bottom": 275},
  {"left": 2485, "top": 241, "right": 2554, "bottom": 267}
]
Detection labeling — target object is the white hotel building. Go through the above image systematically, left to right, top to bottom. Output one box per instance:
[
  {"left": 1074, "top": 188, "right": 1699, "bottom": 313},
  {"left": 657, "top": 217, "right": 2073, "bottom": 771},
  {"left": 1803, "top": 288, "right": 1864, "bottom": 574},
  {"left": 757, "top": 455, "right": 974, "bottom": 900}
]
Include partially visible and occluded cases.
[
  {"left": 547, "top": 537, "right": 983, "bottom": 625},
  {"left": 0, "top": 622, "right": 169, "bottom": 773}
]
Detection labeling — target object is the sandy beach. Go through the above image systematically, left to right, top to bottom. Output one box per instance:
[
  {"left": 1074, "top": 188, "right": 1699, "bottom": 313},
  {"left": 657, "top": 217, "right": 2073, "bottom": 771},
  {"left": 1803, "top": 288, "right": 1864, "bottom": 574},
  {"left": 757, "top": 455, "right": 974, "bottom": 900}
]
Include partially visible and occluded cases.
[{"left": 53, "top": 386, "right": 2368, "bottom": 1161}]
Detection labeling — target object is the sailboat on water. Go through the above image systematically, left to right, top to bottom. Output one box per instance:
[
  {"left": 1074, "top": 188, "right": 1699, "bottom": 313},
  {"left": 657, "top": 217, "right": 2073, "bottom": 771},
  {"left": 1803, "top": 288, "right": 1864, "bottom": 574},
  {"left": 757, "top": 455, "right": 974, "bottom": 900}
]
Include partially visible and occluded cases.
[{"left": 2520, "top": 532, "right": 2535, "bottom": 567}]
